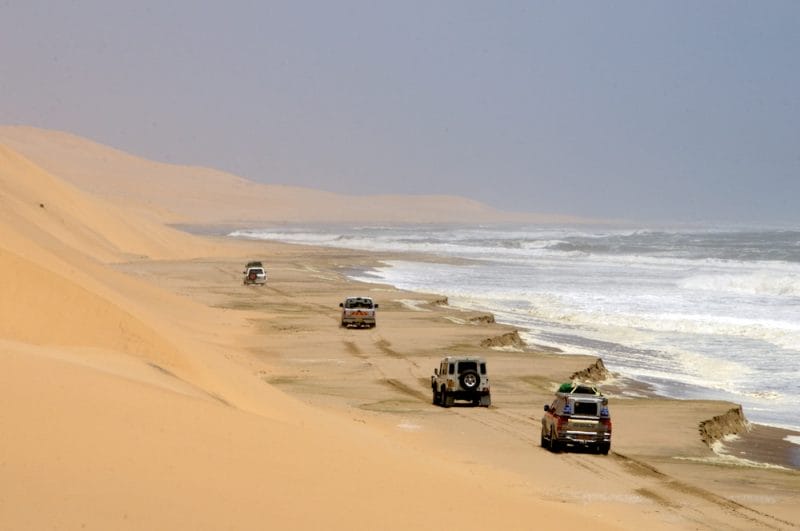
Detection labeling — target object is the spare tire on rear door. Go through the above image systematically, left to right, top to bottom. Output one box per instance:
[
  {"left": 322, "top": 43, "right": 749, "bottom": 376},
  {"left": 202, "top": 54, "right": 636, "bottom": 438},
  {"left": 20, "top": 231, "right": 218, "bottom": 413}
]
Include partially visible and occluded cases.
[{"left": 459, "top": 370, "right": 479, "bottom": 390}]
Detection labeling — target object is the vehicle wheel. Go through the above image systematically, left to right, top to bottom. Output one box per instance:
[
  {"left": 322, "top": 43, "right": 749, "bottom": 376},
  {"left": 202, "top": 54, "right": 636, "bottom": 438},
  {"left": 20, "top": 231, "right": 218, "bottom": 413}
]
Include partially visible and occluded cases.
[
  {"left": 459, "top": 370, "right": 479, "bottom": 391},
  {"left": 432, "top": 388, "right": 439, "bottom": 405},
  {"left": 442, "top": 389, "right": 453, "bottom": 408},
  {"left": 480, "top": 395, "right": 491, "bottom": 407},
  {"left": 540, "top": 428, "right": 547, "bottom": 448},
  {"left": 549, "top": 428, "right": 561, "bottom": 452},
  {"left": 599, "top": 442, "right": 610, "bottom": 455}
]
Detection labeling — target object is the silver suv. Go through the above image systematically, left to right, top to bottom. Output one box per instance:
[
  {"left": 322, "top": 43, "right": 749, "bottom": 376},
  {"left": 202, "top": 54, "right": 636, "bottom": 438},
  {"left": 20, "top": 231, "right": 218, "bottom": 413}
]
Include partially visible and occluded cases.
[
  {"left": 431, "top": 356, "right": 491, "bottom": 407},
  {"left": 540, "top": 383, "right": 611, "bottom": 454}
]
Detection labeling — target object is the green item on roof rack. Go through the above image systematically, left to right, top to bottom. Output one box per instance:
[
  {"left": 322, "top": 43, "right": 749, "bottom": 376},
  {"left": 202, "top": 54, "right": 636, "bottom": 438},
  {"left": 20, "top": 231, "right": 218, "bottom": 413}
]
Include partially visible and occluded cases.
[{"left": 557, "top": 382, "right": 602, "bottom": 395}]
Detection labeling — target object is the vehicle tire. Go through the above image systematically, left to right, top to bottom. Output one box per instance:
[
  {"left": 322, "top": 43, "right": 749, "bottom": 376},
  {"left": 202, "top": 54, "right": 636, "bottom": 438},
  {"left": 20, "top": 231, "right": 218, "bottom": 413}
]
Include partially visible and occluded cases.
[
  {"left": 459, "top": 370, "right": 479, "bottom": 391},
  {"left": 432, "top": 388, "right": 439, "bottom": 405},
  {"left": 442, "top": 389, "right": 453, "bottom": 408},
  {"left": 480, "top": 395, "right": 491, "bottom": 407},
  {"left": 540, "top": 428, "right": 547, "bottom": 448},
  {"left": 549, "top": 428, "right": 561, "bottom": 452},
  {"left": 599, "top": 442, "right": 610, "bottom": 455}
]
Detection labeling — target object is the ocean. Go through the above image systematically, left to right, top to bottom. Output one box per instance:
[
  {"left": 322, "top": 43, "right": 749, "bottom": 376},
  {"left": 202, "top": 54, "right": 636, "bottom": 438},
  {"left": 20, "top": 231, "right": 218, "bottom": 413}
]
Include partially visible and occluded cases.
[{"left": 229, "top": 224, "right": 800, "bottom": 431}]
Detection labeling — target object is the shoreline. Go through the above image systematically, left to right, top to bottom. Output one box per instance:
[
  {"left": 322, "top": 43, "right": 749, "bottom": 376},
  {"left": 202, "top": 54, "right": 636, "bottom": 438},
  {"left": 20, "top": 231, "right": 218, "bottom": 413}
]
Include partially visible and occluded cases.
[
  {"left": 213, "top": 222, "right": 800, "bottom": 435},
  {"left": 220, "top": 231, "right": 800, "bottom": 472},
  {"left": 185, "top": 237, "right": 800, "bottom": 528}
]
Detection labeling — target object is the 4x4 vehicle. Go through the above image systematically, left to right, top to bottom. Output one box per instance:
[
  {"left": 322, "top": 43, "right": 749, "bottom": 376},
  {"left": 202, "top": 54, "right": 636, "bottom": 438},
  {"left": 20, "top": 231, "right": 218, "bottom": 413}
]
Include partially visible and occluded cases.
[
  {"left": 243, "top": 265, "right": 267, "bottom": 285},
  {"left": 339, "top": 296, "right": 378, "bottom": 328},
  {"left": 431, "top": 356, "right": 491, "bottom": 407},
  {"left": 540, "top": 383, "right": 611, "bottom": 454}
]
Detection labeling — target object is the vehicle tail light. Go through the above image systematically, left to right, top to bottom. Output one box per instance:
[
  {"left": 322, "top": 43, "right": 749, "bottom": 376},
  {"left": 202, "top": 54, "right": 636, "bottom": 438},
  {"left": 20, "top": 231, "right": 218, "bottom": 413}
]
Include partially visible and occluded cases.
[
  {"left": 556, "top": 415, "right": 567, "bottom": 433},
  {"left": 601, "top": 418, "right": 612, "bottom": 432}
]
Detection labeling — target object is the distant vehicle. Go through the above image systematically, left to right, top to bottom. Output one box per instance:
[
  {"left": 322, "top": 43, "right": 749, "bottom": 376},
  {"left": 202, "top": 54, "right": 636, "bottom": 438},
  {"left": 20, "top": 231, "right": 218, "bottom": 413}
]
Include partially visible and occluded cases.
[
  {"left": 245, "top": 261, "right": 263, "bottom": 269},
  {"left": 243, "top": 266, "right": 267, "bottom": 285},
  {"left": 339, "top": 296, "right": 378, "bottom": 328},
  {"left": 431, "top": 356, "right": 491, "bottom": 407},
  {"left": 540, "top": 383, "right": 611, "bottom": 454}
]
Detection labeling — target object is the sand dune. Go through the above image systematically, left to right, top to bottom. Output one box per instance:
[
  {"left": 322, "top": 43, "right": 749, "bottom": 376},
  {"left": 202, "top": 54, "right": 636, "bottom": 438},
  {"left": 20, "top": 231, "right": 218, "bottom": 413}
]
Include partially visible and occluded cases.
[
  {"left": 0, "top": 125, "right": 577, "bottom": 225},
  {"left": 1, "top": 130, "right": 797, "bottom": 530},
  {"left": 0, "top": 135, "right": 608, "bottom": 530},
  {"left": 0, "top": 144, "right": 218, "bottom": 262}
]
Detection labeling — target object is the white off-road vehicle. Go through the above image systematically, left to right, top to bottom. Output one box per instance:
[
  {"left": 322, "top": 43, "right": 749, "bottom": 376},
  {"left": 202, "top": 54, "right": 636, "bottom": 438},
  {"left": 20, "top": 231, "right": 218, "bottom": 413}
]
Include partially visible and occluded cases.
[
  {"left": 243, "top": 264, "right": 267, "bottom": 285},
  {"left": 431, "top": 356, "right": 491, "bottom": 407}
]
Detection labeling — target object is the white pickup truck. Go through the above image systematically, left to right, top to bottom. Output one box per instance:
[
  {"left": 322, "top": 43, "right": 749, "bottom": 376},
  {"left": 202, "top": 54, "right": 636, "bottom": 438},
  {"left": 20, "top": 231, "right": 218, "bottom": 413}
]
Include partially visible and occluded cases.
[{"left": 339, "top": 296, "right": 378, "bottom": 328}]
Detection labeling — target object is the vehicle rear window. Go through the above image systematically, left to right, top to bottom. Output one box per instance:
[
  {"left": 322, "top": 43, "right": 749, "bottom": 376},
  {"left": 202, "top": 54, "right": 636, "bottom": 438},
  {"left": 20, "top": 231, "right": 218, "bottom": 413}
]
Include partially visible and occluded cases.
[
  {"left": 346, "top": 299, "right": 372, "bottom": 309},
  {"left": 458, "top": 361, "right": 477, "bottom": 373},
  {"left": 573, "top": 401, "right": 598, "bottom": 416}
]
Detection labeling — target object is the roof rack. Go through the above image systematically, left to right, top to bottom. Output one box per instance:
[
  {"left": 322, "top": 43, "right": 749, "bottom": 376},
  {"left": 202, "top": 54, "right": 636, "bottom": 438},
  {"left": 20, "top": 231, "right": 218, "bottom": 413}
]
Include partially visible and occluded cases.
[{"left": 557, "top": 382, "right": 602, "bottom": 396}]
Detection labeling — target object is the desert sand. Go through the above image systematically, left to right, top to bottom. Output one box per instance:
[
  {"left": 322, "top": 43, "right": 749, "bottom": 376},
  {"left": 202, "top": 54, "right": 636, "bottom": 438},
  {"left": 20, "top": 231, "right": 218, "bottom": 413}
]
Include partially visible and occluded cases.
[{"left": 1, "top": 129, "right": 798, "bottom": 530}]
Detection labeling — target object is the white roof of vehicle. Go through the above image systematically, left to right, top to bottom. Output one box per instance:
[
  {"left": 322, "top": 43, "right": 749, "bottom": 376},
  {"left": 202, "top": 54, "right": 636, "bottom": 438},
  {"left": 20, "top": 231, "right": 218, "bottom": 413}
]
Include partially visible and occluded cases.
[{"left": 442, "top": 356, "right": 487, "bottom": 363}]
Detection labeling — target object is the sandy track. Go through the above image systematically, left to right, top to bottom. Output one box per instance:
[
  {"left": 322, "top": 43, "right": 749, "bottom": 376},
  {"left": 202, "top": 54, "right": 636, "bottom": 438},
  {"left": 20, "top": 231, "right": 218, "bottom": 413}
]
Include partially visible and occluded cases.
[{"left": 116, "top": 254, "right": 799, "bottom": 530}]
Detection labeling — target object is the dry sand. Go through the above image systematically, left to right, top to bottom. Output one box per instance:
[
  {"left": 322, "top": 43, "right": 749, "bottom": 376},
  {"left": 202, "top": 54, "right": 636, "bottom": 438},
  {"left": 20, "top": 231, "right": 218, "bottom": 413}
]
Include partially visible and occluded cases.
[{"left": 1, "top": 130, "right": 798, "bottom": 530}]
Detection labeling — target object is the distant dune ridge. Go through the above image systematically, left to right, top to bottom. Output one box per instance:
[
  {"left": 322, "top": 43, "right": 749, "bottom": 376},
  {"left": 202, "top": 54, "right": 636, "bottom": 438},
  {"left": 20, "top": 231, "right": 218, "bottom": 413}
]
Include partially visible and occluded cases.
[{"left": 0, "top": 125, "right": 577, "bottom": 225}]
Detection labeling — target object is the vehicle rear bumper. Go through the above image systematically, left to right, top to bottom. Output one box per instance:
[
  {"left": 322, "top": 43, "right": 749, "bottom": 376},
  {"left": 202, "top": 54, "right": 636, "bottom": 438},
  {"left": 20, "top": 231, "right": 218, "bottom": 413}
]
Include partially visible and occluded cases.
[
  {"left": 342, "top": 317, "right": 376, "bottom": 326},
  {"left": 448, "top": 389, "right": 491, "bottom": 400},
  {"left": 558, "top": 431, "right": 611, "bottom": 446}
]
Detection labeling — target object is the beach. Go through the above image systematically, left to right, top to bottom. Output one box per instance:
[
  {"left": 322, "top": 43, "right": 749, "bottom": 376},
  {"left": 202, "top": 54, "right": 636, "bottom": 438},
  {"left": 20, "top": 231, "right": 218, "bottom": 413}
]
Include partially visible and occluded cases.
[{"left": 1, "top": 129, "right": 799, "bottom": 529}]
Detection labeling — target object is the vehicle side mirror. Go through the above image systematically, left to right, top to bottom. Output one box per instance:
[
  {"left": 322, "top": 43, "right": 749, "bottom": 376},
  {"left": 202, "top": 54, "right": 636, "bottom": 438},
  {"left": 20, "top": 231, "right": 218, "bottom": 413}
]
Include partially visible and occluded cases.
[
  {"left": 339, "top": 303, "right": 343, "bottom": 307},
  {"left": 374, "top": 304, "right": 379, "bottom": 308},
  {"left": 434, "top": 369, "right": 439, "bottom": 376},
  {"left": 543, "top": 405, "right": 549, "bottom": 412}
]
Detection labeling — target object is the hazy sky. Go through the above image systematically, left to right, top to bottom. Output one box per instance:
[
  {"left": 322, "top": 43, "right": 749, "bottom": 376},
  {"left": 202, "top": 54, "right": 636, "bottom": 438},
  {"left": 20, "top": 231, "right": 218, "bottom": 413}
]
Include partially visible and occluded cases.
[{"left": 1, "top": 1, "right": 798, "bottom": 224}]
